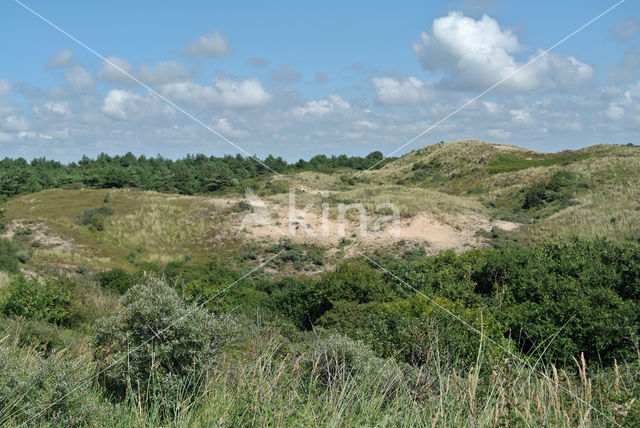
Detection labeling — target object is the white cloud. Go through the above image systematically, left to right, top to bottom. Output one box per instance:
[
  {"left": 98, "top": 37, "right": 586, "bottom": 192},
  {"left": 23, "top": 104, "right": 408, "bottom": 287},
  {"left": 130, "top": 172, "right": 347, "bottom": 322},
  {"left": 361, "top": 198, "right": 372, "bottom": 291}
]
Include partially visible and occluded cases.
[
  {"left": 412, "top": 11, "right": 593, "bottom": 92},
  {"left": 413, "top": 11, "right": 533, "bottom": 91},
  {"left": 182, "top": 31, "right": 229, "bottom": 57},
  {"left": 45, "top": 49, "right": 74, "bottom": 68},
  {"left": 535, "top": 53, "right": 595, "bottom": 91},
  {"left": 96, "top": 56, "right": 135, "bottom": 85},
  {"left": 97, "top": 56, "right": 192, "bottom": 86},
  {"left": 137, "top": 61, "right": 191, "bottom": 85},
  {"left": 64, "top": 66, "right": 94, "bottom": 92},
  {"left": 371, "top": 76, "right": 434, "bottom": 105},
  {"left": 160, "top": 78, "right": 272, "bottom": 108},
  {"left": 0, "top": 80, "right": 11, "bottom": 97},
  {"left": 101, "top": 89, "right": 172, "bottom": 121},
  {"left": 102, "top": 90, "right": 139, "bottom": 120},
  {"left": 291, "top": 95, "right": 351, "bottom": 118},
  {"left": 483, "top": 101, "right": 501, "bottom": 115},
  {"left": 32, "top": 102, "right": 73, "bottom": 120},
  {"left": 606, "top": 103, "right": 624, "bottom": 121},
  {"left": 509, "top": 109, "right": 534, "bottom": 126},
  {"left": 2, "top": 115, "right": 30, "bottom": 132},
  {"left": 213, "top": 118, "right": 249, "bottom": 138},
  {"left": 355, "top": 120, "right": 379, "bottom": 130},
  {"left": 487, "top": 128, "right": 511, "bottom": 139}
]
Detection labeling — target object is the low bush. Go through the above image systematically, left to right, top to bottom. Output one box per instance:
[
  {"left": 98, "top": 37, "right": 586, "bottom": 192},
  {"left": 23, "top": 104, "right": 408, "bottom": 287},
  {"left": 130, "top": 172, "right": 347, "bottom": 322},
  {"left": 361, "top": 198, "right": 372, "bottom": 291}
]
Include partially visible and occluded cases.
[
  {"left": 521, "top": 170, "right": 585, "bottom": 210},
  {"left": 77, "top": 206, "right": 114, "bottom": 231},
  {"left": 0, "top": 238, "right": 20, "bottom": 273},
  {"left": 96, "top": 268, "right": 135, "bottom": 295},
  {"left": 92, "top": 275, "right": 235, "bottom": 412},
  {"left": 1, "top": 276, "right": 76, "bottom": 326}
]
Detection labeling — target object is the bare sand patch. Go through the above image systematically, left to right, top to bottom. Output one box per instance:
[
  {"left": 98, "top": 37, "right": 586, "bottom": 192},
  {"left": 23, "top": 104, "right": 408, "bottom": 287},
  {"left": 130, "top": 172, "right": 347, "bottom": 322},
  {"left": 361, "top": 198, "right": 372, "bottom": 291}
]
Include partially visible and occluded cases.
[
  {"left": 231, "top": 197, "right": 519, "bottom": 254},
  {"left": 2, "top": 219, "right": 79, "bottom": 253}
]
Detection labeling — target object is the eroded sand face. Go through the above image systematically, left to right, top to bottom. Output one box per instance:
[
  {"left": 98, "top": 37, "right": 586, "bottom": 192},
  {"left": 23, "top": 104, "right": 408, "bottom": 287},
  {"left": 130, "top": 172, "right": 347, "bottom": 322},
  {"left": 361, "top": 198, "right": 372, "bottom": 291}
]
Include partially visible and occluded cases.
[{"left": 232, "top": 197, "right": 518, "bottom": 254}]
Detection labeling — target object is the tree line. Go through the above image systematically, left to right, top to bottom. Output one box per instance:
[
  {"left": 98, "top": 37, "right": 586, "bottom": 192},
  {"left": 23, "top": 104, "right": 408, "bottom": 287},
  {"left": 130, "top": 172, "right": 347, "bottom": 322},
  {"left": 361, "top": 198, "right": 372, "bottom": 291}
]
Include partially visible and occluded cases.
[{"left": 0, "top": 150, "right": 388, "bottom": 199}]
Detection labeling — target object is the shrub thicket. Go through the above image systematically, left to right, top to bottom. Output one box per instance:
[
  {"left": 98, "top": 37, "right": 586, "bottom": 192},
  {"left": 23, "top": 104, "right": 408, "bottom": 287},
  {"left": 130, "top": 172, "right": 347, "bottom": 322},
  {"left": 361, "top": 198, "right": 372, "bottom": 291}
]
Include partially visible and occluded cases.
[
  {"left": 77, "top": 206, "right": 114, "bottom": 231},
  {"left": 0, "top": 238, "right": 20, "bottom": 273},
  {"left": 96, "top": 268, "right": 135, "bottom": 295},
  {"left": 92, "top": 275, "right": 234, "bottom": 411},
  {"left": 1, "top": 276, "right": 76, "bottom": 326}
]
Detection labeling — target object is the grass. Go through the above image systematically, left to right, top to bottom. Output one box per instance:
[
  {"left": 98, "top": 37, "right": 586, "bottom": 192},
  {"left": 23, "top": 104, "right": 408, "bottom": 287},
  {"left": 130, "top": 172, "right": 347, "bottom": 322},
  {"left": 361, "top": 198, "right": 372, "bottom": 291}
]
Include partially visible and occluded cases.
[
  {"left": 487, "top": 151, "right": 595, "bottom": 173},
  {"left": 335, "top": 184, "right": 485, "bottom": 218},
  {"left": 0, "top": 189, "right": 237, "bottom": 272},
  {"left": 1, "top": 320, "right": 637, "bottom": 427}
]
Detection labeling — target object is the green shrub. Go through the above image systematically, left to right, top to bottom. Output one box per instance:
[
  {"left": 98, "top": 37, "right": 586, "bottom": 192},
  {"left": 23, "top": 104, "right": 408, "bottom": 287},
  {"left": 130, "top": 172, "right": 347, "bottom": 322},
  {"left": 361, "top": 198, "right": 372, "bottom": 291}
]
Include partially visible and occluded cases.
[
  {"left": 521, "top": 171, "right": 585, "bottom": 210},
  {"left": 522, "top": 186, "right": 553, "bottom": 209},
  {"left": 232, "top": 200, "right": 251, "bottom": 212},
  {"left": 77, "top": 206, "right": 114, "bottom": 231},
  {"left": 0, "top": 238, "right": 20, "bottom": 273},
  {"left": 266, "top": 239, "right": 324, "bottom": 270},
  {"left": 317, "top": 260, "right": 388, "bottom": 304},
  {"left": 97, "top": 268, "right": 135, "bottom": 295},
  {"left": 92, "top": 275, "right": 235, "bottom": 409},
  {"left": 1, "top": 276, "right": 75, "bottom": 326}
]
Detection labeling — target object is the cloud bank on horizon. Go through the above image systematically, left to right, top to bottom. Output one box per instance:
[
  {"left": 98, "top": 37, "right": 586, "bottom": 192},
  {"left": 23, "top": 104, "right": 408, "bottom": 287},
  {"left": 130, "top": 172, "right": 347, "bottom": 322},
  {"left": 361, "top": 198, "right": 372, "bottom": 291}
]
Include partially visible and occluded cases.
[{"left": 0, "top": 1, "right": 639, "bottom": 161}]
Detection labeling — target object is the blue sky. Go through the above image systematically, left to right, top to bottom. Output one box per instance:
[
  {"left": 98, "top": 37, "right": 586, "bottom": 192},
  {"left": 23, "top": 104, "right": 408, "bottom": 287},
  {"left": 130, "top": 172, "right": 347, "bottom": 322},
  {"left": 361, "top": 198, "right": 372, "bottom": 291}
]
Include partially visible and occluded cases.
[{"left": 1, "top": 0, "right": 639, "bottom": 162}]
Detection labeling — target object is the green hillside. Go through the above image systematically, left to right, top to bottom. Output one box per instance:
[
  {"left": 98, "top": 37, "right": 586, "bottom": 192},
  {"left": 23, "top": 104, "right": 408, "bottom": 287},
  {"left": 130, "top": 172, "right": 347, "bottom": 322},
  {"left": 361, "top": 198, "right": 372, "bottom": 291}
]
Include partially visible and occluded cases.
[{"left": 1, "top": 141, "right": 640, "bottom": 426}]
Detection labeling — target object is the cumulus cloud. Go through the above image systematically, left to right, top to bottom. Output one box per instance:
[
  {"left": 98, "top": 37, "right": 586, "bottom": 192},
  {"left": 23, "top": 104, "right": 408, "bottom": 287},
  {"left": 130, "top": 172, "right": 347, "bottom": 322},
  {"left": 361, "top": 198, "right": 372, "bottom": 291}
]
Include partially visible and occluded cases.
[
  {"left": 412, "top": 11, "right": 593, "bottom": 92},
  {"left": 610, "top": 18, "right": 640, "bottom": 42},
  {"left": 182, "top": 31, "right": 229, "bottom": 57},
  {"left": 45, "top": 49, "right": 74, "bottom": 69},
  {"left": 534, "top": 52, "right": 595, "bottom": 92},
  {"left": 96, "top": 56, "right": 135, "bottom": 85},
  {"left": 97, "top": 56, "right": 192, "bottom": 86},
  {"left": 137, "top": 61, "right": 192, "bottom": 85},
  {"left": 271, "top": 64, "right": 302, "bottom": 83},
  {"left": 64, "top": 66, "right": 94, "bottom": 92},
  {"left": 371, "top": 76, "right": 435, "bottom": 105},
  {"left": 160, "top": 78, "right": 272, "bottom": 108},
  {"left": 101, "top": 89, "right": 173, "bottom": 121},
  {"left": 102, "top": 90, "right": 140, "bottom": 120},
  {"left": 291, "top": 95, "right": 351, "bottom": 118},
  {"left": 32, "top": 102, "right": 73, "bottom": 120},
  {"left": 606, "top": 103, "right": 625, "bottom": 121},
  {"left": 509, "top": 108, "right": 534, "bottom": 126},
  {"left": 2, "top": 115, "right": 30, "bottom": 132},
  {"left": 213, "top": 118, "right": 249, "bottom": 138},
  {"left": 487, "top": 128, "right": 512, "bottom": 139}
]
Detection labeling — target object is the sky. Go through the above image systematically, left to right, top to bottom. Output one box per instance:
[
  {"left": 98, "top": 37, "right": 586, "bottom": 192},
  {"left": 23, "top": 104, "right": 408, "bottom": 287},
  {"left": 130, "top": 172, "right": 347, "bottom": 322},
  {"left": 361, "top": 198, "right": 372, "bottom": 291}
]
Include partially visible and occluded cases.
[{"left": 1, "top": 0, "right": 639, "bottom": 162}]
